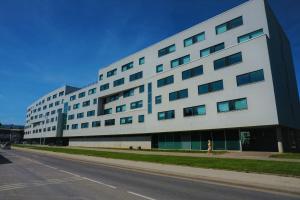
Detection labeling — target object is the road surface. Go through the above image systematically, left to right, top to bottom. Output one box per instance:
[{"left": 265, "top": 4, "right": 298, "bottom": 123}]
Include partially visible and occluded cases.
[{"left": 0, "top": 149, "right": 299, "bottom": 200}]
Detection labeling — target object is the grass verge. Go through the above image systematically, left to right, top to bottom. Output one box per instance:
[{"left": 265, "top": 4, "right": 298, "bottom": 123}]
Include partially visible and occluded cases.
[
  {"left": 13, "top": 144, "right": 300, "bottom": 177},
  {"left": 79, "top": 146, "right": 227, "bottom": 154},
  {"left": 270, "top": 153, "right": 300, "bottom": 160}
]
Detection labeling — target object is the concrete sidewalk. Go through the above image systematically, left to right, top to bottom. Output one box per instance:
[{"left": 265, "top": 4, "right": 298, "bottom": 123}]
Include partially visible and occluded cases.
[
  {"left": 13, "top": 146, "right": 300, "bottom": 196},
  {"left": 70, "top": 146, "right": 300, "bottom": 163}
]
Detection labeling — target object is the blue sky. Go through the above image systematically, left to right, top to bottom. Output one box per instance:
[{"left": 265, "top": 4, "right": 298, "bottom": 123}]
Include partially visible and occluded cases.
[{"left": 0, "top": 0, "right": 299, "bottom": 125}]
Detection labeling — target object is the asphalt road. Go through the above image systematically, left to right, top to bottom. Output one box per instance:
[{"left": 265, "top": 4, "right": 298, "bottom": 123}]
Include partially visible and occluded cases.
[{"left": 0, "top": 149, "right": 299, "bottom": 200}]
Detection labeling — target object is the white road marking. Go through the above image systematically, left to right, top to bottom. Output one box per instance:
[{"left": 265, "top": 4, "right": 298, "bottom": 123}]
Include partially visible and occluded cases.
[
  {"left": 41, "top": 164, "right": 58, "bottom": 170},
  {"left": 59, "top": 169, "right": 117, "bottom": 189},
  {"left": 59, "top": 170, "right": 81, "bottom": 177},
  {"left": 81, "top": 177, "right": 117, "bottom": 189},
  {"left": 127, "top": 191, "right": 156, "bottom": 200}
]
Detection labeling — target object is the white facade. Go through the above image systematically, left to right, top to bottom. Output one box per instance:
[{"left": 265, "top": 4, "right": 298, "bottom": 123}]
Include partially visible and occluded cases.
[{"left": 24, "top": 0, "right": 300, "bottom": 151}]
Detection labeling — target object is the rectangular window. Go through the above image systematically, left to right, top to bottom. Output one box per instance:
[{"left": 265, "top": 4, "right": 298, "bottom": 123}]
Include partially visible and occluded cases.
[
  {"left": 216, "top": 16, "right": 243, "bottom": 35},
  {"left": 238, "top": 29, "right": 263, "bottom": 43},
  {"left": 184, "top": 32, "right": 205, "bottom": 47},
  {"left": 200, "top": 43, "right": 225, "bottom": 57},
  {"left": 158, "top": 44, "right": 176, "bottom": 57},
  {"left": 214, "top": 52, "right": 242, "bottom": 70},
  {"left": 171, "top": 55, "right": 190, "bottom": 68},
  {"left": 139, "top": 57, "right": 145, "bottom": 65},
  {"left": 121, "top": 62, "right": 134, "bottom": 71},
  {"left": 156, "top": 64, "right": 163, "bottom": 73},
  {"left": 182, "top": 65, "right": 203, "bottom": 80},
  {"left": 107, "top": 68, "right": 117, "bottom": 77},
  {"left": 236, "top": 69, "right": 264, "bottom": 86},
  {"left": 129, "top": 71, "right": 143, "bottom": 82},
  {"left": 99, "top": 74, "right": 103, "bottom": 81},
  {"left": 157, "top": 75, "right": 174, "bottom": 88},
  {"left": 113, "top": 78, "right": 125, "bottom": 87},
  {"left": 198, "top": 80, "right": 223, "bottom": 95},
  {"left": 147, "top": 82, "right": 152, "bottom": 114},
  {"left": 100, "top": 83, "right": 109, "bottom": 91},
  {"left": 139, "top": 85, "right": 144, "bottom": 93},
  {"left": 88, "top": 88, "right": 96, "bottom": 95},
  {"left": 123, "top": 88, "right": 134, "bottom": 98},
  {"left": 169, "top": 89, "right": 188, "bottom": 101},
  {"left": 59, "top": 91, "right": 64, "bottom": 96},
  {"left": 78, "top": 92, "right": 85, "bottom": 98},
  {"left": 53, "top": 94, "right": 57, "bottom": 99},
  {"left": 106, "top": 94, "right": 119, "bottom": 103},
  {"left": 70, "top": 95, "right": 76, "bottom": 101},
  {"left": 155, "top": 95, "right": 162, "bottom": 104},
  {"left": 93, "top": 98, "right": 97, "bottom": 104},
  {"left": 217, "top": 98, "right": 248, "bottom": 112},
  {"left": 82, "top": 100, "right": 90, "bottom": 107},
  {"left": 130, "top": 100, "right": 143, "bottom": 109},
  {"left": 55, "top": 101, "right": 60, "bottom": 106},
  {"left": 49, "top": 103, "right": 53, "bottom": 108},
  {"left": 73, "top": 103, "right": 80, "bottom": 109},
  {"left": 116, "top": 104, "right": 126, "bottom": 113},
  {"left": 183, "top": 105, "right": 206, "bottom": 117},
  {"left": 104, "top": 108, "right": 112, "bottom": 115},
  {"left": 87, "top": 110, "right": 95, "bottom": 117},
  {"left": 158, "top": 110, "right": 175, "bottom": 120},
  {"left": 77, "top": 112, "right": 84, "bottom": 119},
  {"left": 138, "top": 115, "right": 144, "bottom": 123},
  {"left": 120, "top": 116, "right": 133, "bottom": 125},
  {"left": 105, "top": 119, "right": 115, "bottom": 126},
  {"left": 92, "top": 121, "right": 101, "bottom": 127},
  {"left": 81, "top": 122, "right": 89, "bottom": 129},
  {"left": 71, "top": 124, "right": 78, "bottom": 129}
]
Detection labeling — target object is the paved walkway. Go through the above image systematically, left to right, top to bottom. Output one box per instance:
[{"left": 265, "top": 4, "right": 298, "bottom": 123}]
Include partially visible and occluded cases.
[
  {"left": 69, "top": 146, "right": 300, "bottom": 163},
  {"left": 13, "top": 147, "right": 300, "bottom": 196}
]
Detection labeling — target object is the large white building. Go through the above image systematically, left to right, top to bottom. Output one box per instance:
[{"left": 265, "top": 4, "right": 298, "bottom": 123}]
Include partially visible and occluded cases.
[{"left": 24, "top": 0, "right": 300, "bottom": 152}]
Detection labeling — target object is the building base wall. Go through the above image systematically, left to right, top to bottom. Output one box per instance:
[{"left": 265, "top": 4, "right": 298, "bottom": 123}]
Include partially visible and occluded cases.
[{"left": 68, "top": 135, "right": 151, "bottom": 149}]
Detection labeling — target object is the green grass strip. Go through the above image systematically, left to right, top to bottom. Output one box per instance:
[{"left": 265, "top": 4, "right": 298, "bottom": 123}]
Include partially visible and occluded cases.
[
  {"left": 13, "top": 144, "right": 300, "bottom": 177},
  {"left": 270, "top": 153, "right": 300, "bottom": 159}
]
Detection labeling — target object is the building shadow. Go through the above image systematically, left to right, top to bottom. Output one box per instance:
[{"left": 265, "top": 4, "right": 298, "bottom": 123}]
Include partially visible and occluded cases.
[{"left": 0, "top": 154, "right": 12, "bottom": 164}]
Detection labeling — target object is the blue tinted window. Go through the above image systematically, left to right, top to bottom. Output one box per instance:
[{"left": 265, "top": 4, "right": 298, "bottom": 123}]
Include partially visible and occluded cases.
[
  {"left": 216, "top": 16, "right": 243, "bottom": 35},
  {"left": 238, "top": 29, "right": 263, "bottom": 43},
  {"left": 184, "top": 32, "right": 205, "bottom": 47},
  {"left": 200, "top": 43, "right": 225, "bottom": 57},
  {"left": 158, "top": 44, "right": 176, "bottom": 57},
  {"left": 214, "top": 52, "right": 242, "bottom": 70},
  {"left": 171, "top": 55, "right": 190, "bottom": 68},
  {"left": 139, "top": 57, "right": 145, "bottom": 65},
  {"left": 122, "top": 62, "right": 134, "bottom": 71},
  {"left": 156, "top": 64, "right": 163, "bottom": 73},
  {"left": 182, "top": 65, "right": 203, "bottom": 80},
  {"left": 107, "top": 68, "right": 117, "bottom": 77},
  {"left": 237, "top": 69, "right": 264, "bottom": 86},
  {"left": 129, "top": 71, "right": 143, "bottom": 82},
  {"left": 157, "top": 75, "right": 174, "bottom": 88},
  {"left": 113, "top": 78, "right": 125, "bottom": 87},
  {"left": 198, "top": 80, "right": 223, "bottom": 95},
  {"left": 100, "top": 83, "right": 109, "bottom": 91},
  {"left": 148, "top": 83, "right": 152, "bottom": 114},
  {"left": 169, "top": 89, "right": 188, "bottom": 101},
  {"left": 155, "top": 95, "right": 162, "bottom": 104},
  {"left": 217, "top": 98, "right": 247, "bottom": 112},
  {"left": 130, "top": 100, "right": 143, "bottom": 109},
  {"left": 183, "top": 105, "right": 206, "bottom": 117},
  {"left": 158, "top": 110, "right": 175, "bottom": 120},
  {"left": 138, "top": 115, "right": 144, "bottom": 123},
  {"left": 120, "top": 116, "right": 133, "bottom": 125}
]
